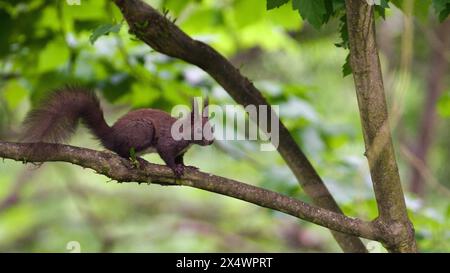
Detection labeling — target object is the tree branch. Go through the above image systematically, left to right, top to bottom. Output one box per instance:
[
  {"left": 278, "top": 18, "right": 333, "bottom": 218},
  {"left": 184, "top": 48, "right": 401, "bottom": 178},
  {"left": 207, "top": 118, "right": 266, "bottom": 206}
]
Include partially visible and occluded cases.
[
  {"left": 111, "top": 0, "right": 367, "bottom": 252},
  {"left": 345, "top": 0, "right": 416, "bottom": 252},
  {"left": 0, "top": 140, "right": 383, "bottom": 242}
]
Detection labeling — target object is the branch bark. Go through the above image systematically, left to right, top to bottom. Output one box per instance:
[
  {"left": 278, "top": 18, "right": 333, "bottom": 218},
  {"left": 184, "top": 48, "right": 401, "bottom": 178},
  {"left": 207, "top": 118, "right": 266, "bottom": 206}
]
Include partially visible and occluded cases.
[
  {"left": 112, "top": 0, "right": 367, "bottom": 252},
  {"left": 345, "top": 0, "right": 417, "bottom": 252},
  {"left": 0, "top": 141, "right": 383, "bottom": 242}
]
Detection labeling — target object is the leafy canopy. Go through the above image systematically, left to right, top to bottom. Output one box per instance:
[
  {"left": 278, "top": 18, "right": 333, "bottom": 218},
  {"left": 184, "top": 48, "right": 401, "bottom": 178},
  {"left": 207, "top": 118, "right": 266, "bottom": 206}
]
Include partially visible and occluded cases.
[{"left": 266, "top": 0, "right": 449, "bottom": 76}]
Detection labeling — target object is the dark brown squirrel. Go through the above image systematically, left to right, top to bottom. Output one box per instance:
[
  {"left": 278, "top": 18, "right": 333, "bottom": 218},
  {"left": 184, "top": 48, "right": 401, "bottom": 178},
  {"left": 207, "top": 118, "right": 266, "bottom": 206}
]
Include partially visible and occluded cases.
[{"left": 21, "top": 86, "right": 214, "bottom": 177}]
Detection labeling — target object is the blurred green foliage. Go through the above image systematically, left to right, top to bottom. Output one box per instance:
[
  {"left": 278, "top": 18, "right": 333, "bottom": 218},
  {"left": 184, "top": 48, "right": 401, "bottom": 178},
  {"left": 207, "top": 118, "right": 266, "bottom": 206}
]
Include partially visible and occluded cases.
[{"left": 0, "top": 0, "right": 449, "bottom": 252}]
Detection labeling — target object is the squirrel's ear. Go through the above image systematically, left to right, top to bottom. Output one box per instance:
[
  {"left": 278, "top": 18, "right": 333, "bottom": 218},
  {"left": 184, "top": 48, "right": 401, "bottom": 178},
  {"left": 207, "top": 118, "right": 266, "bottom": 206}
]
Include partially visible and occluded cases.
[{"left": 203, "top": 97, "right": 209, "bottom": 116}]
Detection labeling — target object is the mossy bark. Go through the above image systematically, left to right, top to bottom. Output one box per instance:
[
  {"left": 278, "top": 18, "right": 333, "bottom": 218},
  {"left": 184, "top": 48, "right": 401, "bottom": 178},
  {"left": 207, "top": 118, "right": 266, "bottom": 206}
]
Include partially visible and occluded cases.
[{"left": 345, "top": 0, "right": 417, "bottom": 252}]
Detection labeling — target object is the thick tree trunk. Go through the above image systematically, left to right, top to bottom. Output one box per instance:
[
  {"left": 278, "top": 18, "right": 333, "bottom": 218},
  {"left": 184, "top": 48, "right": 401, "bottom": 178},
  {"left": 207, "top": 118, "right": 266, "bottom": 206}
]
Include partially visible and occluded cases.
[{"left": 345, "top": 0, "right": 417, "bottom": 252}]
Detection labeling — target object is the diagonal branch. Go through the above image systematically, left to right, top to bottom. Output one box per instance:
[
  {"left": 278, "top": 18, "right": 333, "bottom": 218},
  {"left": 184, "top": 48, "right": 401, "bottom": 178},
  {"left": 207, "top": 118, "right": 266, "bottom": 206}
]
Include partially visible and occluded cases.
[
  {"left": 111, "top": 0, "right": 367, "bottom": 252},
  {"left": 0, "top": 141, "right": 382, "bottom": 242}
]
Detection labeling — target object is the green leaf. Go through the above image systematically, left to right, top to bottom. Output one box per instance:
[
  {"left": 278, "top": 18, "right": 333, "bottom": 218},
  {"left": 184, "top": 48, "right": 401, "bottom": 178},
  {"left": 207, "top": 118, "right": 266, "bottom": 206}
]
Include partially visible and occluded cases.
[
  {"left": 267, "top": 0, "right": 290, "bottom": 10},
  {"left": 292, "top": 0, "right": 327, "bottom": 29},
  {"left": 323, "top": 0, "right": 334, "bottom": 23},
  {"left": 331, "top": 0, "right": 345, "bottom": 12},
  {"left": 374, "top": 0, "right": 389, "bottom": 19},
  {"left": 379, "top": 0, "right": 390, "bottom": 8},
  {"left": 432, "top": 0, "right": 450, "bottom": 21},
  {"left": 433, "top": 0, "right": 448, "bottom": 10},
  {"left": 266, "top": 2, "right": 302, "bottom": 30},
  {"left": 439, "top": 4, "right": 450, "bottom": 21},
  {"left": 439, "top": 4, "right": 450, "bottom": 22},
  {"left": 374, "top": 7, "right": 385, "bottom": 19},
  {"left": 335, "top": 14, "right": 349, "bottom": 49},
  {"left": 89, "top": 23, "right": 122, "bottom": 45},
  {"left": 342, "top": 53, "right": 352, "bottom": 77},
  {"left": 129, "top": 147, "right": 136, "bottom": 160}
]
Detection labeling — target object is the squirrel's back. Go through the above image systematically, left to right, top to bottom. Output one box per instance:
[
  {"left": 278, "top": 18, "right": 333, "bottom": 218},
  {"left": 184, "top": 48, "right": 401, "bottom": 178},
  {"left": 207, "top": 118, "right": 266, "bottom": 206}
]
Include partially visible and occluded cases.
[{"left": 113, "top": 109, "right": 176, "bottom": 135}]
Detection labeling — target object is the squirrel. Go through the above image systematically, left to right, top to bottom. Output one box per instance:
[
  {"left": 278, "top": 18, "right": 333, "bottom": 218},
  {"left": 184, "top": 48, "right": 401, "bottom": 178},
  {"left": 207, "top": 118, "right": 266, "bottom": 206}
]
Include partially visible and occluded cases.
[{"left": 21, "top": 86, "right": 214, "bottom": 177}]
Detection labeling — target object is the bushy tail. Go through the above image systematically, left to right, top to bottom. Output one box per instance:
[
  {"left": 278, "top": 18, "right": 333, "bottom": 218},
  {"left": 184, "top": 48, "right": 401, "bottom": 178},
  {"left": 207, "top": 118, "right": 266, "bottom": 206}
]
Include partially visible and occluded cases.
[{"left": 21, "top": 86, "right": 112, "bottom": 144}]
